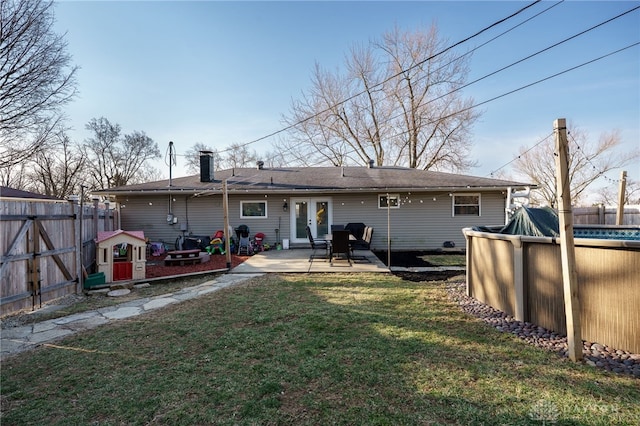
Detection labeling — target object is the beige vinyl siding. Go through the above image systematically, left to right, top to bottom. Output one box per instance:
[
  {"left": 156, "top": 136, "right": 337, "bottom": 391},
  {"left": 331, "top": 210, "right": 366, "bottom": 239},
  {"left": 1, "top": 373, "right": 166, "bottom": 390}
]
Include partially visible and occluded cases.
[
  {"left": 117, "top": 190, "right": 506, "bottom": 251},
  {"left": 331, "top": 191, "right": 507, "bottom": 251},
  {"left": 117, "top": 194, "right": 289, "bottom": 249},
  {"left": 118, "top": 195, "right": 178, "bottom": 247}
]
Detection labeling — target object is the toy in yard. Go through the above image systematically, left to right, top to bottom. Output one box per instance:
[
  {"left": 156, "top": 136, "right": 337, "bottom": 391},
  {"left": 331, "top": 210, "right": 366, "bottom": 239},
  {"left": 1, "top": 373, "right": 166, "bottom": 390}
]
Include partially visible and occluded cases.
[
  {"left": 235, "top": 225, "right": 253, "bottom": 255},
  {"left": 206, "top": 230, "right": 226, "bottom": 255},
  {"left": 253, "top": 232, "right": 266, "bottom": 252},
  {"left": 149, "top": 241, "right": 166, "bottom": 257}
]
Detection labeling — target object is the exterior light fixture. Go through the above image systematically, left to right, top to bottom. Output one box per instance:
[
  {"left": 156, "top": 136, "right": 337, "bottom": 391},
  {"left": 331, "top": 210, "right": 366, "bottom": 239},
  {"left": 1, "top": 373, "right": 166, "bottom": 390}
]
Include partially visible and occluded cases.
[{"left": 283, "top": 201, "right": 288, "bottom": 212}]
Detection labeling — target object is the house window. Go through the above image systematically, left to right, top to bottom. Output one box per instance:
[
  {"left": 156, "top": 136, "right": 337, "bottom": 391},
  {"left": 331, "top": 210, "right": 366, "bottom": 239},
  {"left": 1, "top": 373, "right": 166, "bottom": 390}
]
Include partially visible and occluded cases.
[
  {"left": 379, "top": 194, "right": 400, "bottom": 209},
  {"left": 453, "top": 194, "right": 480, "bottom": 216},
  {"left": 241, "top": 201, "right": 267, "bottom": 218}
]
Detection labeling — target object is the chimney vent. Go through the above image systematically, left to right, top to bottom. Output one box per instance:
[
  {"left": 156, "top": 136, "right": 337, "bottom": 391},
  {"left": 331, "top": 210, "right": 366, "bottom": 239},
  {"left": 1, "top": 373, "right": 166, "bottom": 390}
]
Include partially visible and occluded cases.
[
  {"left": 199, "top": 151, "right": 214, "bottom": 182},
  {"left": 368, "top": 159, "right": 374, "bottom": 168},
  {"left": 257, "top": 160, "right": 264, "bottom": 170}
]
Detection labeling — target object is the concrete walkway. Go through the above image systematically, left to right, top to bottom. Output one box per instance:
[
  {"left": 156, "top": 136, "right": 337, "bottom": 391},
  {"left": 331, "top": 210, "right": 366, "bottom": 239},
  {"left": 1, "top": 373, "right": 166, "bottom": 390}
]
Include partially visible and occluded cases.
[{"left": 1, "top": 273, "right": 262, "bottom": 361}]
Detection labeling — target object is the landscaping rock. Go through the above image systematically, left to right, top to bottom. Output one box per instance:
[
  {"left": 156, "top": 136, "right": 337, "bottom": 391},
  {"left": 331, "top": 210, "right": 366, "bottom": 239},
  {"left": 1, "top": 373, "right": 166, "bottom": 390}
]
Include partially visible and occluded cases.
[{"left": 445, "top": 282, "right": 639, "bottom": 378}]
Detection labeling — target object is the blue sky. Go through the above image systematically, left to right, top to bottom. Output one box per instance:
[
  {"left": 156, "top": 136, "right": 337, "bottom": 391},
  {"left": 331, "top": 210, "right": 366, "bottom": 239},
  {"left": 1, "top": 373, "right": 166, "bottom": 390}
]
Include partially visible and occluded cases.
[{"left": 53, "top": 1, "right": 639, "bottom": 198}]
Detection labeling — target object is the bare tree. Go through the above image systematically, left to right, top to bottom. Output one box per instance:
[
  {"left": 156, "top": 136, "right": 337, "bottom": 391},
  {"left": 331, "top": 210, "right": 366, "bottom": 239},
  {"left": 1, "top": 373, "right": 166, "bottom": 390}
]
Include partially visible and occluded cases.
[
  {"left": 0, "top": 0, "right": 78, "bottom": 167},
  {"left": 277, "top": 24, "right": 479, "bottom": 171},
  {"left": 83, "top": 117, "right": 161, "bottom": 189},
  {"left": 512, "top": 127, "right": 640, "bottom": 207},
  {"left": 27, "top": 130, "right": 86, "bottom": 198},
  {"left": 184, "top": 142, "right": 222, "bottom": 174},
  {"left": 221, "top": 142, "right": 258, "bottom": 169},
  {"left": 0, "top": 161, "right": 29, "bottom": 188},
  {"left": 596, "top": 178, "right": 639, "bottom": 206}
]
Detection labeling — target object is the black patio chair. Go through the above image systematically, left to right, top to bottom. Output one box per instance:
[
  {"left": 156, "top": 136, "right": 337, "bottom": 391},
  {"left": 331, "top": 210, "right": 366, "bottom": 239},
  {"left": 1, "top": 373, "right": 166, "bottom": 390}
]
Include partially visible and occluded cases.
[
  {"left": 344, "top": 222, "right": 366, "bottom": 240},
  {"left": 306, "top": 226, "right": 329, "bottom": 262},
  {"left": 351, "top": 226, "right": 373, "bottom": 263},
  {"left": 330, "top": 230, "right": 352, "bottom": 266}
]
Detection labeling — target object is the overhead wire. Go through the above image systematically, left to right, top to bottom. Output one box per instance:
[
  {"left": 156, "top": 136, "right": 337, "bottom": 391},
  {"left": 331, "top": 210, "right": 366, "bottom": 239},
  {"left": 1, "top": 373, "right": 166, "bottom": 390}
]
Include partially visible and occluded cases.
[
  {"left": 209, "top": 0, "right": 545, "bottom": 155},
  {"left": 175, "top": 2, "right": 638, "bottom": 183},
  {"left": 222, "top": 2, "right": 638, "bottom": 158},
  {"left": 237, "top": 5, "right": 639, "bottom": 173},
  {"left": 276, "top": 40, "right": 639, "bottom": 172},
  {"left": 567, "top": 130, "right": 627, "bottom": 185}
]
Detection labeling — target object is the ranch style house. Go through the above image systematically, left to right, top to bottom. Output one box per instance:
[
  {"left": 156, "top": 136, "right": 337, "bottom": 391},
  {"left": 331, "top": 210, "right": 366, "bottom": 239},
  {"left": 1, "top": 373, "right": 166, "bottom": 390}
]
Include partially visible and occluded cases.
[{"left": 91, "top": 155, "right": 532, "bottom": 252}]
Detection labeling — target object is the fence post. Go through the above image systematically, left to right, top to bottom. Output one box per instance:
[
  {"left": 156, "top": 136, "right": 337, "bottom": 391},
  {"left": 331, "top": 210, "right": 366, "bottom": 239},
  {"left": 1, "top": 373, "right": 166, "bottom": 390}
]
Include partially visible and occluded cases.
[
  {"left": 554, "top": 118, "right": 582, "bottom": 362},
  {"left": 616, "top": 170, "right": 627, "bottom": 225},
  {"left": 68, "top": 195, "right": 82, "bottom": 293},
  {"left": 93, "top": 196, "right": 99, "bottom": 234},
  {"left": 104, "top": 201, "right": 111, "bottom": 231},
  {"left": 464, "top": 232, "right": 472, "bottom": 297},
  {"left": 511, "top": 238, "right": 525, "bottom": 321}
]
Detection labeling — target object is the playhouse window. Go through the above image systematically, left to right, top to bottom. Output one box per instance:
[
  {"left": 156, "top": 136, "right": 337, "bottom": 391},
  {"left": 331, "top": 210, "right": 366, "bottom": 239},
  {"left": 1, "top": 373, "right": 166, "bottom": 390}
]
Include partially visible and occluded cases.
[
  {"left": 453, "top": 194, "right": 480, "bottom": 216},
  {"left": 241, "top": 201, "right": 267, "bottom": 218}
]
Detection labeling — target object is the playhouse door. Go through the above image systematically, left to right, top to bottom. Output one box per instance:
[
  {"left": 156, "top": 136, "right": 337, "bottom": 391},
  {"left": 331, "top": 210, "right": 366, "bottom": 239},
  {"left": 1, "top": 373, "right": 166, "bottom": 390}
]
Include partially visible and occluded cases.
[{"left": 113, "top": 262, "right": 133, "bottom": 281}]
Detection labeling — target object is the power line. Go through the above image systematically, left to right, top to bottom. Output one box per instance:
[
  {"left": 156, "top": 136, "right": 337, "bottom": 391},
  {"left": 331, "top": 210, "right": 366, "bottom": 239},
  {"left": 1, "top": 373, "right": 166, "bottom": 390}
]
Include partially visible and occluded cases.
[
  {"left": 212, "top": 0, "right": 544, "bottom": 155},
  {"left": 177, "top": 4, "right": 638, "bottom": 174},
  {"left": 277, "top": 41, "right": 639, "bottom": 169}
]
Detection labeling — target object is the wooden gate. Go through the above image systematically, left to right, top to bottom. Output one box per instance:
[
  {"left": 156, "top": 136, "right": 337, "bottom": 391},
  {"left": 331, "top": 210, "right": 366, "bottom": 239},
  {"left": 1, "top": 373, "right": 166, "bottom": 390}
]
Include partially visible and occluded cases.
[{"left": 1, "top": 200, "right": 79, "bottom": 316}]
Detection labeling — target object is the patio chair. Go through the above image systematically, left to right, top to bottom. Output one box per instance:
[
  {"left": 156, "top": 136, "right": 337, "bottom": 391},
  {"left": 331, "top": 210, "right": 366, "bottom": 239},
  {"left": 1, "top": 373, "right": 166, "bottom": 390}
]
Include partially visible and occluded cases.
[
  {"left": 344, "top": 222, "right": 366, "bottom": 240},
  {"left": 306, "top": 225, "right": 329, "bottom": 262},
  {"left": 351, "top": 226, "right": 373, "bottom": 262},
  {"left": 352, "top": 226, "right": 373, "bottom": 250},
  {"left": 330, "top": 230, "right": 352, "bottom": 266}
]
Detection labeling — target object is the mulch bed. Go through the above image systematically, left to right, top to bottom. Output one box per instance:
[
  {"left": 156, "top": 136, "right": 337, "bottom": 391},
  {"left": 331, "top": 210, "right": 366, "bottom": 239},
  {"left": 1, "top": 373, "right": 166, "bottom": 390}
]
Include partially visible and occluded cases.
[{"left": 145, "top": 253, "right": 251, "bottom": 278}]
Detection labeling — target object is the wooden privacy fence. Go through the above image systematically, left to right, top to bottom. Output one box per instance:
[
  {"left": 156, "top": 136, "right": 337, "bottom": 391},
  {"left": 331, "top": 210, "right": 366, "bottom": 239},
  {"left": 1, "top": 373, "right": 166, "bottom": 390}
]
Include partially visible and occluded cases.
[
  {"left": 1, "top": 198, "right": 118, "bottom": 317},
  {"left": 574, "top": 205, "right": 640, "bottom": 225},
  {"left": 463, "top": 227, "right": 640, "bottom": 354}
]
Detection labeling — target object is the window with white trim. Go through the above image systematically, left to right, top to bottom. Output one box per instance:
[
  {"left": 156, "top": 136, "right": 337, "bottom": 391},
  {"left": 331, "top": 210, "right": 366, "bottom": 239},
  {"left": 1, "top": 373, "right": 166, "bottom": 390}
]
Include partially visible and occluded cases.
[
  {"left": 379, "top": 194, "right": 400, "bottom": 209},
  {"left": 453, "top": 194, "right": 480, "bottom": 216},
  {"left": 241, "top": 201, "right": 267, "bottom": 218}
]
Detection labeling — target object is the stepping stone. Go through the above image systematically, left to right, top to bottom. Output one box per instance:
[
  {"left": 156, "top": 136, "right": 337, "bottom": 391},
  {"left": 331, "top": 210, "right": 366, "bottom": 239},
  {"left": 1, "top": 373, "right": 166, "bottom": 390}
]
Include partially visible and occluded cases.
[{"left": 107, "top": 289, "right": 131, "bottom": 297}]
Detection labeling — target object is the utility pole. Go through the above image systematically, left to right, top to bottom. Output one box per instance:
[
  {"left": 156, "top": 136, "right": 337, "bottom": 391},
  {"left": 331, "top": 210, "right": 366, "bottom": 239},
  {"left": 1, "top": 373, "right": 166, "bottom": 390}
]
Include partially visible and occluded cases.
[
  {"left": 554, "top": 118, "right": 582, "bottom": 362},
  {"left": 616, "top": 170, "right": 627, "bottom": 225}
]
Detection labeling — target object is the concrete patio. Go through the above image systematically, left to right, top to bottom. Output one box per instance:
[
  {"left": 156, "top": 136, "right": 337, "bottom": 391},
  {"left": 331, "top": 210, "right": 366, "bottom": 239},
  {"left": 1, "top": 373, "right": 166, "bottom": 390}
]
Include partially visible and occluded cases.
[{"left": 230, "top": 248, "right": 390, "bottom": 274}]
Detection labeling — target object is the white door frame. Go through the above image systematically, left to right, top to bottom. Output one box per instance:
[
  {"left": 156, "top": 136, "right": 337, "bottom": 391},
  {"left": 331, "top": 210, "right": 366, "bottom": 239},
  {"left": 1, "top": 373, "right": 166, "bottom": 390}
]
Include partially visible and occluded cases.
[{"left": 290, "top": 197, "right": 333, "bottom": 244}]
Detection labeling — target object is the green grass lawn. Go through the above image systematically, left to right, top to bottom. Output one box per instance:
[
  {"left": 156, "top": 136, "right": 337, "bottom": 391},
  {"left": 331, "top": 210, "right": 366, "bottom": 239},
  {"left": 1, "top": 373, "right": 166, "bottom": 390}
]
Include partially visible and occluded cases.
[
  {"left": 418, "top": 253, "right": 466, "bottom": 267},
  {"left": 2, "top": 273, "right": 638, "bottom": 425}
]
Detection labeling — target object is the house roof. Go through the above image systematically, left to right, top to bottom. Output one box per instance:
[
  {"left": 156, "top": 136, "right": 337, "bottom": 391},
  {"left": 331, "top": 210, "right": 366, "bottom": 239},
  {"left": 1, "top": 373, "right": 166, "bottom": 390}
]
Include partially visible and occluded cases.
[
  {"left": 91, "top": 166, "right": 532, "bottom": 196},
  {"left": 0, "top": 186, "right": 64, "bottom": 201}
]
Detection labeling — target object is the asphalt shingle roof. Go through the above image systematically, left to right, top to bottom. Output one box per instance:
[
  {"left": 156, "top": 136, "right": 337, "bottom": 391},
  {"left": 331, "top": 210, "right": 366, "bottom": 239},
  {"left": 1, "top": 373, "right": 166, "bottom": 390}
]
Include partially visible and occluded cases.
[
  {"left": 92, "top": 166, "right": 532, "bottom": 195},
  {"left": 0, "top": 186, "right": 64, "bottom": 200}
]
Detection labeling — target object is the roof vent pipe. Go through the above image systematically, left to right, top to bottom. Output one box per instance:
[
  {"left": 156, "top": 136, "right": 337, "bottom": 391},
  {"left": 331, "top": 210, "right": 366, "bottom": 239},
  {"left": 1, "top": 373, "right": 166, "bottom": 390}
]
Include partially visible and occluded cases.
[{"left": 368, "top": 159, "right": 374, "bottom": 168}]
